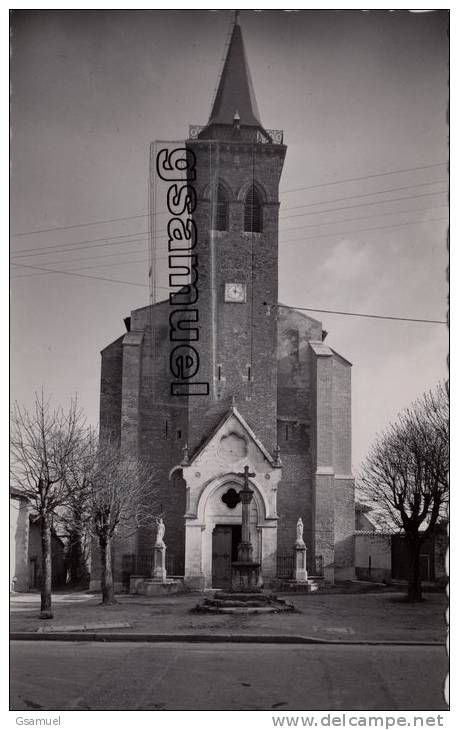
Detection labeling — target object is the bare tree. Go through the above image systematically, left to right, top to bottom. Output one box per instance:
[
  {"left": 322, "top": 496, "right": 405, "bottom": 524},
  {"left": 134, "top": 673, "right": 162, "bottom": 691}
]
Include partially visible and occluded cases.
[
  {"left": 360, "top": 383, "right": 449, "bottom": 602},
  {"left": 10, "top": 392, "right": 86, "bottom": 618},
  {"left": 81, "top": 437, "right": 160, "bottom": 604}
]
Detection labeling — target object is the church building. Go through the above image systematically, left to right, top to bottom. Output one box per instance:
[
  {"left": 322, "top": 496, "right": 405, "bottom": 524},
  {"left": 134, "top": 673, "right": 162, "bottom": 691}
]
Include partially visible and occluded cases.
[{"left": 92, "top": 18, "right": 355, "bottom": 591}]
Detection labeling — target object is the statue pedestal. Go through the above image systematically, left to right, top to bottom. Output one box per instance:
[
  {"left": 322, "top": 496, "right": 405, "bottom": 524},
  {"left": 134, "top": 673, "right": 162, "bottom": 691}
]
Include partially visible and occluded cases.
[
  {"left": 293, "top": 541, "right": 308, "bottom": 583},
  {"left": 130, "top": 542, "right": 183, "bottom": 595},
  {"left": 151, "top": 544, "right": 166, "bottom": 582},
  {"left": 129, "top": 575, "right": 183, "bottom": 596}
]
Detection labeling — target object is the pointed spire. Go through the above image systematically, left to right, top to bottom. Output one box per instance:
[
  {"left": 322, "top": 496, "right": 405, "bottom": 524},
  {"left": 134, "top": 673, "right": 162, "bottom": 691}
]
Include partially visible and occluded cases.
[{"left": 208, "top": 18, "right": 262, "bottom": 128}]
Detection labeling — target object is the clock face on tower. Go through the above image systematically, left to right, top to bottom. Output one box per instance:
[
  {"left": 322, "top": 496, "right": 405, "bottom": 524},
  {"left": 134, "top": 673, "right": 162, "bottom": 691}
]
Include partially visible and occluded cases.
[{"left": 225, "top": 283, "right": 246, "bottom": 303}]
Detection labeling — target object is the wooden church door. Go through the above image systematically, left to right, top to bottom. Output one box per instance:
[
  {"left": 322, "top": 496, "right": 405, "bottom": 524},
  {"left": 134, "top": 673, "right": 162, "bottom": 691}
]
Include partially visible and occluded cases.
[{"left": 212, "top": 525, "right": 233, "bottom": 588}]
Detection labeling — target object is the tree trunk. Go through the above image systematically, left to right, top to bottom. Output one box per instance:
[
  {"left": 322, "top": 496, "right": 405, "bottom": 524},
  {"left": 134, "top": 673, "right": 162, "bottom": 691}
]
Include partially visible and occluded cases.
[
  {"left": 40, "top": 514, "right": 53, "bottom": 619},
  {"left": 66, "top": 528, "right": 89, "bottom": 586},
  {"left": 99, "top": 535, "right": 116, "bottom": 604},
  {"left": 407, "top": 536, "right": 423, "bottom": 602}
]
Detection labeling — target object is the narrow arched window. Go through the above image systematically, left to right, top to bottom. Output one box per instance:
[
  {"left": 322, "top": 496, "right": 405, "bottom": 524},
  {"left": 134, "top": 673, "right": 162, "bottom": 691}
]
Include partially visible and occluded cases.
[
  {"left": 215, "top": 184, "right": 228, "bottom": 231},
  {"left": 244, "top": 185, "right": 262, "bottom": 233}
]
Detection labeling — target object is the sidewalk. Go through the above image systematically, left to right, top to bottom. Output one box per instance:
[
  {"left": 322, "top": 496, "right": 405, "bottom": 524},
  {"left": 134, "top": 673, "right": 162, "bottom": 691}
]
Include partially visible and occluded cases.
[{"left": 10, "top": 589, "right": 447, "bottom": 644}]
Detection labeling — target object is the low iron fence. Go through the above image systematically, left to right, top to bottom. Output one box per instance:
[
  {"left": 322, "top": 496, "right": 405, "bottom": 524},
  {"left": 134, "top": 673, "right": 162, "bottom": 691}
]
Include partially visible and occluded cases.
[
  {"left": 121, "top": 551, "right": 323, "bottom": 587},
  {"left": 276, "top": 551, "right": 324, "bottom": 578},
  {"left": 121, "top": 552, "right": 185, "bottom": 587}
]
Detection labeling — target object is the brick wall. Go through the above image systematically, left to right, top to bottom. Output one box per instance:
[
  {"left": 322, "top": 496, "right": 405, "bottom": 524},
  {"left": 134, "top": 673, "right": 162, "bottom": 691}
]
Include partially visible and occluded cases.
[
  {"left": 182, "top": 139, "right": 286, "bottom": 456},
  {"left": 99, "top": 335, "right": 123, "bottom": 442},
  {"left": 332, "top": 352, "right": 352, "bottom": 476}
]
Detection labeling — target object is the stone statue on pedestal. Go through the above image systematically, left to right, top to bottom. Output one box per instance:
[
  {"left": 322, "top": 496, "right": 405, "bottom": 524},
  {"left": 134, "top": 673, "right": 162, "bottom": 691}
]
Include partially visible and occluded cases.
[
  {"left": 155, "top": 517, "right": 166, "bottom": 548},
  {"left": 294, "top": 517, "right": 308, "bottom": 582},
  {"left": 296, "top": 517, "right": 305, "bottom": 546},
  {"left": 152, "top": 518, "right": 167, "bottom": 582}
]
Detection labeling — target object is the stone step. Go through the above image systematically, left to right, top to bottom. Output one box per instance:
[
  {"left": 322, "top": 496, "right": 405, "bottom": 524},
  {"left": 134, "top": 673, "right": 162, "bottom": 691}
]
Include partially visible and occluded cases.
[
  {"left": 277, "top": 579, "right": 319, "bottom": 593},
  {"left": 192, "top": 590, "right": 296, "bottom": 615},
  {"left": 216, "top": 592, "right": 275, "bottom": 603},
  {"left": 205, "top": 598, "right": 273, "bottom": 608},
  {"left": 193, "top": 603, "right": 295, "bottom": 615}
]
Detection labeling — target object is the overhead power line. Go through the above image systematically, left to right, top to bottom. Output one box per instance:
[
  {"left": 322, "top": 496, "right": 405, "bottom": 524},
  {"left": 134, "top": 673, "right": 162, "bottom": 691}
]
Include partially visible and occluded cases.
[
  {"left": 11, "top": 161, "right": 448, "bottom": 239},
  {"left": 280, "top": 161, "right": 448, "bottom": 194},
  {"left": 279, "top": 179, "right": 447, "bottom": 215},
  {"left": 12, "top": 187, "right": 448, "bottom": 259},
  {"left": 281, "top": 192, "right": 448, "bottom": 223},
  {"left": 11, "top": 196, "right": 447, "bottom": 261},
  {"left": 280, "top": 203, "right": 448, "bottom": 234},
  {"left": 11, "top": 212, "right": 152, "bottom": 239},
  {"left": 10, "top": 214, "right": 447, "bottom": 277},
  {"left": 280, "top": 215, "right": 448, "bottom": 244},
  {"left": 11, "top": 230, "right": 151, "bottom": 258},
  {"left": 11, "top": 235, "right": 152, "bottom": 261},
  {"left": 11, "top": 246, "right": 150, "bottom": 270},
  {"left": 11, "top": 256, "right": 150, "bottom": 279},
  {"left": 11, "top": 262, "right": 150, "bottom": 289},
  {"left": 11, "top": 264, "right": 446, "bottom": 325},
  {"left": 281, "top": 304, "right": 446, "bottom": 325}
]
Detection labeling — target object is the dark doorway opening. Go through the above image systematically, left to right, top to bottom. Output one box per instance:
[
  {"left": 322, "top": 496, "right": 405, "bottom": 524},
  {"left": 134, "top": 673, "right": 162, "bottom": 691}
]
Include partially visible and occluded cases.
[{"left": 212, "top": 524, "right": 242, "bottom": 589}]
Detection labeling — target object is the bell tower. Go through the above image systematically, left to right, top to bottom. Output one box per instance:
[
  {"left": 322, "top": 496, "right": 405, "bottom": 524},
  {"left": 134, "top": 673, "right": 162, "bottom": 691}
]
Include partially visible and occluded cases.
[{"left": 185, "top": 15, "right": 286, "bottom": 454}]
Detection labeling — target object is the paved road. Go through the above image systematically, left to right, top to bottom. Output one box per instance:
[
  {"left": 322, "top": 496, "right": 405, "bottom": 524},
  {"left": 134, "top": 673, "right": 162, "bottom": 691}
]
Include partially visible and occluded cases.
[{"left": 10, "top": 641, "right": 448, "bottom": 711}]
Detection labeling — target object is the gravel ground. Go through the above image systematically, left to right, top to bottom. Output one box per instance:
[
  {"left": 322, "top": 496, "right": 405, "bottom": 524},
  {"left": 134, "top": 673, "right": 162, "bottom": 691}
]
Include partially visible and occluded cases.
[{"left": 10, "top": 589, "right": 447, "bottom": 642}]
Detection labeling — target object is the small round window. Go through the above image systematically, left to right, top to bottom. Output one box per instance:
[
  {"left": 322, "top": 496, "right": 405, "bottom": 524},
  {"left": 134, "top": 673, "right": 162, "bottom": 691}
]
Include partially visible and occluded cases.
[{"left": 221, "top": 488, "right": 241, "bottom": 510}]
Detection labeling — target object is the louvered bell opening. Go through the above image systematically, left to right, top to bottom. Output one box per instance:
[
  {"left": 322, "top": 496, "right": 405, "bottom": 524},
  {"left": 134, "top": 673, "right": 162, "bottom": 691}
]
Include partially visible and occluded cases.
[
  {"left": 215, "top": 184, "right": 228, "bottom": 231},
  {"left": 244, "top": 185, "right": 262, "bottom": 233}
]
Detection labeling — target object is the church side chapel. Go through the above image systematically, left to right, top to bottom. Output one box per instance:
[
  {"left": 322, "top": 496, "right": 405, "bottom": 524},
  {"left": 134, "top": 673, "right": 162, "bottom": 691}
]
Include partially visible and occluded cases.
[{"left": 91, "top": 16, "right": 355, "bottom": 593}]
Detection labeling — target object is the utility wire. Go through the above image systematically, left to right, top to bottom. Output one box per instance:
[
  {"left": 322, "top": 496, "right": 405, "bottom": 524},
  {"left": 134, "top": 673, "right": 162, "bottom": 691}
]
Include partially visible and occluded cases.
[
  {"left": 280, "top": 161, "right": 448, "bottom": 194},
  {"left": 11, "top": 162, "right": 448, "bottom": 239},
  {"left": 279, "top": 179, "right": 447, "bottom": 214},
  {"left": 11, "top": 187, "right": 448, "bottom": 259},
  {"left": 280, "top": 190, "right": 448, "bottom": 222},
  {"left": 12, "top": 202, "right": 447, "bottom": 274},
  {"left": 279, "top": 203, "right": 448, "bottom": 234},
  {"left": 11, "top": 213, "right": 447, "bottom": 276},
  {"left": 280, "top": 216, "right": 448, "bottom": 244},
  {"left": 11, "top": 230, "right": 151, "bottom": 258},
  {"left": 11, "top": 235, "right": 152, "bottom": 260},
  {"left": 11, "top": 246, "right": 151, "bottom": 270},
  {"left": 11, "top": 256, "right": 150, "bottom": 279},
  {"left": 10, "top": 262, "right": 150, "bottom": 289},
  {"left": 11, "top": 263, "right": 445, "bottom": 325},
  {"left": 280, "top": 304, "right": 446, "bottom": 325}
]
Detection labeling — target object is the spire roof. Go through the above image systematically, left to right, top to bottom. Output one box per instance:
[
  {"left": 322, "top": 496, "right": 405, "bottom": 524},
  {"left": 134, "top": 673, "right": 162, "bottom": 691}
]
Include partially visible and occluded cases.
[{"left": 208, "top": 19, "right": 262, "bottom": 128}]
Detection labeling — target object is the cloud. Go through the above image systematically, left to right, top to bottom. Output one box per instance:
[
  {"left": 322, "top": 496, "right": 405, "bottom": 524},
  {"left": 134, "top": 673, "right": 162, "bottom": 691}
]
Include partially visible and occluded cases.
[{"left": 318, "top": 237, "right": 373, "bottom": 281}]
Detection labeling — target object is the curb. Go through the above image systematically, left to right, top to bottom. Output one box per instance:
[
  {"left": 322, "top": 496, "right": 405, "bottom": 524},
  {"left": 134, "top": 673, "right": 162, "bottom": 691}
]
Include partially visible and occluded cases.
[{"left": 9, "top": 632, "right": 444, "bottom": 646}]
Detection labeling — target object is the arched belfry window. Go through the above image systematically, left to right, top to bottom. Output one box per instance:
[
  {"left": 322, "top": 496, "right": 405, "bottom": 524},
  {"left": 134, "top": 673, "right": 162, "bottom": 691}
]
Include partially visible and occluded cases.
[
  {"left": 215, "top": 183, "right": 228, "bottom": 231},
  {"left": 244, "top": 185, "right": 262, "bottom": 233}
]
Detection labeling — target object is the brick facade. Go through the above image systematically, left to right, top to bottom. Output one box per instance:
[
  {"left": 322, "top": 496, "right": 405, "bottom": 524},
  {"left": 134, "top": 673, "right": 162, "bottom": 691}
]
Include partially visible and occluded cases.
[
  {"left": 91, "top": 19, "right": 355, "bottom": 590},
  {"left": 94, "top": 298, "right": 355, "bottom": 587}
]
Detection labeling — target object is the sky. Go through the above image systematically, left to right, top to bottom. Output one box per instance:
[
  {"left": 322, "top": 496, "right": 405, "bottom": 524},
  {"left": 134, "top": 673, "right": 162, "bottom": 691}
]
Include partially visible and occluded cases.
[{"left": 10, "top": 9, "right": 449, "bottom": 474}]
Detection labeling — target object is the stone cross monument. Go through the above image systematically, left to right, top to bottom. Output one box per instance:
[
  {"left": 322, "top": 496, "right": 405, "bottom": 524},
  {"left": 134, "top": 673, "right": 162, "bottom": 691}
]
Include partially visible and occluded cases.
[
  {"left": 231, "top": 465, "right": 261, "bottom": 590},
  {"left": 236, "top": 465, "right": 256, "bottom": 562}
]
